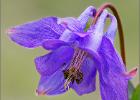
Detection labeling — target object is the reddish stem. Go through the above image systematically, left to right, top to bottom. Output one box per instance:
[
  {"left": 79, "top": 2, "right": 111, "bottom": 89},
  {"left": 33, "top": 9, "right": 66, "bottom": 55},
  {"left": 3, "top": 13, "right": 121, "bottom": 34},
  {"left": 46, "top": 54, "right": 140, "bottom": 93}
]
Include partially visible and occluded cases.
[{"left": 92, "top": 3, "right": 126, "bottom": 66}]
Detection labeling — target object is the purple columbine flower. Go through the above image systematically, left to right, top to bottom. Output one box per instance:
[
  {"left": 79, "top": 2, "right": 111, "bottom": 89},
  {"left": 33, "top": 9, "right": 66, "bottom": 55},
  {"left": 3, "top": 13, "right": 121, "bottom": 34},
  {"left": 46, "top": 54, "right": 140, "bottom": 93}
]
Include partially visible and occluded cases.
[{"left": 8, "top": 5, "right": 136, "bottom": 100}]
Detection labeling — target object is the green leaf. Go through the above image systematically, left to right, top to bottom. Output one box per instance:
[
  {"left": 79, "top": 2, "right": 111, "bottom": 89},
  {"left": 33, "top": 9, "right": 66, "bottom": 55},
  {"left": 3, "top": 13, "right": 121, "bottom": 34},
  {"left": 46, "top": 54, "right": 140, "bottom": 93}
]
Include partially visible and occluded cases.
[{"left": 131, "top": 84, "right": 140, "bottom": 100}]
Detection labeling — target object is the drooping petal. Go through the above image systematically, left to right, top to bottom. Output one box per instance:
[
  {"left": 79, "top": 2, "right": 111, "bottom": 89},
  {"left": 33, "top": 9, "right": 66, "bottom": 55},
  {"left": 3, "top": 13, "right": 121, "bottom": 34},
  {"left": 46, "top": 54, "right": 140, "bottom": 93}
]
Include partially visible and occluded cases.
[
  {"left": 105, "top": 13, "right": 117, "bottom": 43},
  {"left": 8, "top": 17, "right": 65, "bottom": 48},
  {"left": 97, "top": 36, "right": 128, "bottom": 100},
  {"left": 35, "top": 46, "right": 74, "bottom": 76},
  {"left": 71, "top": 57, "right": 97, "bottom": 95},
  {"left": 36, "top": 70, "right": 66, "bottom": 95}
]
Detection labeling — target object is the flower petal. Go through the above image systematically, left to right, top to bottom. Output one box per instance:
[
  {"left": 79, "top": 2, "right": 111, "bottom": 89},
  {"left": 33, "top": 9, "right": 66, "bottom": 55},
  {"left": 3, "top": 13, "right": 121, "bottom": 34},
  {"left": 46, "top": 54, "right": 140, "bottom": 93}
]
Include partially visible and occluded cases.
[
  {"left": 105, "top": 13, "right": 117, "bottom": 43},
  {"left": 8, "top": 17, "right": 65, "bottom": 48},
  {"left": 58, "top": 17, "right": 83, "bottom": 32},
  {"left": 58, "top": 18, "right": 87, "bottom": 43},
  {"left": 59, "top": 29, "right": 78, "bottom": 43},
  {"left": 72, "top": 32, "right": 91, "bottom": 38},
  {"left": 98, "top": 36, "right": 128, "bottom": 100},
  {"left": 42, "top": 39, "right": 68, "bottom": 50},
  {"left": 35, "top": 46, "right": 74, "bottom": 76},
  {"left": 71, "top": 57, "right": 97, "bottom": 95},
  {"left": 36, "top": 70, "right": 66, "bottom": 96}
]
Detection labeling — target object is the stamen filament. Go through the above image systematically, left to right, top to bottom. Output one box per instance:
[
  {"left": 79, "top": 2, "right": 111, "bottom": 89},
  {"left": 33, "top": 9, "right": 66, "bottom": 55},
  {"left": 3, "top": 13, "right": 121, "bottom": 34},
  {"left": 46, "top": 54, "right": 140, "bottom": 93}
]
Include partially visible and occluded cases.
[
  {"left": 63, "top": 48, "right": 87, "bottom": 89},
  {"left": 69, "top": 48, "right": 87, "bottom": 69}
]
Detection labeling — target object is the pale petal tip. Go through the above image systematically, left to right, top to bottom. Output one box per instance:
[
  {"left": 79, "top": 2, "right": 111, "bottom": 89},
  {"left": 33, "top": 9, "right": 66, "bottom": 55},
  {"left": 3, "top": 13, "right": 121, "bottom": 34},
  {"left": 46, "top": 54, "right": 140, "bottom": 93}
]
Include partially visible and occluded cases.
[
  {"left": 6, "top": 28, "right": 16, "bottom": 35},
  {"left": 123, "top": 67, "right": 138, "bottom": 80},
  {"left": 128, "top": 67, "right": 138, "bottom": 78},
  {"left": 35, "top": 89, "right": 46, "bottom": 96}
]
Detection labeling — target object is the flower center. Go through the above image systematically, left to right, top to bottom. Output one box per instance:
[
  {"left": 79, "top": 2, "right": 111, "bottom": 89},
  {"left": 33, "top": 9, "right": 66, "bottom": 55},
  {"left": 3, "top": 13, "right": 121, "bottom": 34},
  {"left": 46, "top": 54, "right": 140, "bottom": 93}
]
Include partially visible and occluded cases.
[{"left": 63, "top": 48, "right": 87, "bottom": 89}]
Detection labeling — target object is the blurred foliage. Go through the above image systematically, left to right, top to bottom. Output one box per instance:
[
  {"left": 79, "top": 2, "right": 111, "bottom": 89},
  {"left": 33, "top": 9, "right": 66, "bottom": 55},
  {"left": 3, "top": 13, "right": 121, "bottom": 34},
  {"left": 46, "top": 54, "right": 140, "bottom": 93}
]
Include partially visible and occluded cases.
[{"left": 131, "top": 84, "right": 140, "bottom": 100}]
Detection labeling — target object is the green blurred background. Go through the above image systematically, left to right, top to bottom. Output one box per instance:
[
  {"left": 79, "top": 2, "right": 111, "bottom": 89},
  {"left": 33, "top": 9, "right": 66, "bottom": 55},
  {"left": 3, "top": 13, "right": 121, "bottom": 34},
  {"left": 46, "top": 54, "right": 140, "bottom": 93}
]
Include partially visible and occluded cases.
[{"left": 1, "top": 0, "right": 139, "bottom": 100}]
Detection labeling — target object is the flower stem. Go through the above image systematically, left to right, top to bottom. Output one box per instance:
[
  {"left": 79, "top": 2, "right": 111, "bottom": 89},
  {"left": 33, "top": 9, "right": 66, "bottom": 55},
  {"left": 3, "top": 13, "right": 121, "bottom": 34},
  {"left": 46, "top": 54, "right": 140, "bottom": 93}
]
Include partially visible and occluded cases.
[{"left": 92, "top": 3, "right": 126, "bottom": 66}]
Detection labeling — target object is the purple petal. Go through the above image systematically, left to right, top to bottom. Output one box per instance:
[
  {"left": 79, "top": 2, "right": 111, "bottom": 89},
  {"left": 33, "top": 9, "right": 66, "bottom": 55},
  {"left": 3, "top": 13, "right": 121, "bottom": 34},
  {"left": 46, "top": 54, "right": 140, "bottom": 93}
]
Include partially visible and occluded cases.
[
  {"left": 105, "top": 13, "right": 117, "bottom": 43},
  {"left": 8, "top": 17, "right": 65, "bottom": 48},
  {"left": 58, "top": 17, "right": 83, "bottom": 32},
  {"left": 59, "top": 18, "right": 85, "bottom": 43},
  {"left": 59, "top": 29, "right": 79, "bottom": 43},
  {"left": 59, "top": 29, "right": 90, "bottom": 44},
  {"left": 72, "top": 32, "right": 90, "bottom": 38},
  {"left": 97, "top": 36, "right": 128, "bottom": 100},
  {"left": 42, "top": 39, "right": 68, "bottom": 50},
  {"left": 35, "top": 46, "right": 74, "bottom": 76},
  {"left": 71, "top": 57, "right": 97, "bottom": 95},
  {"left": 36, "top": 70, "right": 66, "bottom": 96}
]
